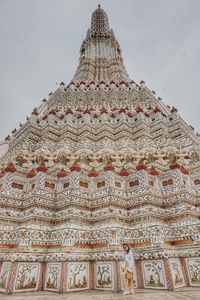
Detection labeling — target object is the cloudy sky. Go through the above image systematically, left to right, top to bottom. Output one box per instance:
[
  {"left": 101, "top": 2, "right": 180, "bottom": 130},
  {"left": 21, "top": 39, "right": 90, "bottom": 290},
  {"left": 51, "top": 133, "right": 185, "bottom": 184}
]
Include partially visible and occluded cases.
[{"left": 0, "top": 0, "right": 199, "bottom": 141}]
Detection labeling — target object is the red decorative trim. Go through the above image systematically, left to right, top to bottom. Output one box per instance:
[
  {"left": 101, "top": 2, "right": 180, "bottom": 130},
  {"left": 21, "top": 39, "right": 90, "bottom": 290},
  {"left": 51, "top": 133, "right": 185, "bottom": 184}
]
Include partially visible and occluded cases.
[
  {"left": 140, "top": 80, "right": 145, "bottom": 84},
  {"left": 136, "top": 106, "right": 144, "bottom": 113},
  {"left": 154, "top": 106, "right": 161, "bottom": 113},
  {"left": 171, "top": 106, "right": 178, "bottom": 113},
  {"left": 100, "top": 107, "right": 108, "bottom": 114},
  {"left": 119, "top": 107, "right": 126, "bottom": 113},
  {"left": 31, "top": 108, "right": 38, "bottom": 115},
  {"left": 66, "top": 108, "right": 73, "bottom": 115},
  {"left": 84, "top": 108, "right": 91, "bottom": 114},
  {"left": 49, "top": 109, "right": 56, "bottom": 115},
  {"left": 127, "top": 112, "right": 134, "bottom": 117},
  {"left": 93, "top": 113, "right": 98, "bottom": 118},
  {"left": 169, "top": 158, "right": 180, "bottom": 170},
  {"left": 104, "top": 160, "right": 115, "bottom": 171},
  {"left": 136, "top": 160, "right": 147, "bottom": 171},
  {"left": 70, "top": 161, "right": 81, "bottom": 172},
  {"left": 5, "top": 162, "right": 16, "bottom": 173},
  {"left": 37, "top": 162, "right": 48, "bottom": 173},
  {"left": 180, "top": 165, "right": 189, "bottom": 175},
  {"left": 148, "top": 166, "right": 159, "bottom": 176},
  {"left": 88, "top": 167, "right": 99, "bottom": 177},
  {"left": 118, "top": 167, "right": 129, "bottom": 176},
  {"left": 26, "top": 168, "right": 36, "bottom": 178},
  {"left": 57, "top": 168, "right": 68, "bottom": 178}
]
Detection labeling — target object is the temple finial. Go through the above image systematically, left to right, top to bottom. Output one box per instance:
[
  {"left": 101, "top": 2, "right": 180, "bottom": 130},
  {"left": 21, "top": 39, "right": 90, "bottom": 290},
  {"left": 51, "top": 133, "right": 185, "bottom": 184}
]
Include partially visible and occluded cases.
[
  {"left": 72, "top": 5, "right": 129, "bottom": 82},
  {"left": 91, "top": 5, "right": 110, "bottom": 37}
]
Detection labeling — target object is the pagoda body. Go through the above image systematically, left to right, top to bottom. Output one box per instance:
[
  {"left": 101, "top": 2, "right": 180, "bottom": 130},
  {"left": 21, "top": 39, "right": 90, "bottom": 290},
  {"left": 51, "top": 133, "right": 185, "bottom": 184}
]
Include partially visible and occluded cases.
[{"left": 0, "top": 5, "right": 199, "bottom": 294}]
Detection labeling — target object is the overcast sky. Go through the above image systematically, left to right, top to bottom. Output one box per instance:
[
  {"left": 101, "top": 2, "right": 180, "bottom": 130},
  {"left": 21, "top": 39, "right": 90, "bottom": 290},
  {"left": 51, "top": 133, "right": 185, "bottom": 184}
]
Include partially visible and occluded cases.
[{"left": 0, "top": 0, "right": 200, "bottom": 142}]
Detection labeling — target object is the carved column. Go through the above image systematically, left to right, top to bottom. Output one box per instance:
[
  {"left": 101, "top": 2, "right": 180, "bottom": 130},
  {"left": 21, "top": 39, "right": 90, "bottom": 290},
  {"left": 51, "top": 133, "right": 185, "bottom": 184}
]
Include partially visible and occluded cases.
[
  {"left": 180, "top": 257, "right": 190, "bottom": 287},
  {"left": 163, "top": 258, "right": 173, "bottom": 290},
  {"left": 135, "top": 259, "right": 144, "bottom": 288},
  {"left": 113, "top": 260, "right": 122, "bottom": 292},
  {"left": 5, "top": 261, "right": 18, "bottom": 294},
  {"left": 38, "top": 261, "right": 47, "bottom": 291},
  {"left": 59, "top": 261, "right": 67, "bottom": 293},
  {"left": 89, "top": 261, "right": 95, "bottom": 290}
]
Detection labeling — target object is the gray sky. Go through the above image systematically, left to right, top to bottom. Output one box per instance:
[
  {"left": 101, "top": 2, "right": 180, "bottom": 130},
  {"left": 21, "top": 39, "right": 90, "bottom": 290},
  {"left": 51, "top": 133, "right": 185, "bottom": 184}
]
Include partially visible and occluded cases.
[{"left": 0, "top": 0, "right": 200, "bottom": 141}]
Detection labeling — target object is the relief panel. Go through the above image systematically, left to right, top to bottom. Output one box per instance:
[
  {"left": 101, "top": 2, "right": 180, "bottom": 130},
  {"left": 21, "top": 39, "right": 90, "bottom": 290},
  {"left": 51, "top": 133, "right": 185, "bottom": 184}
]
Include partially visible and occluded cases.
[
  {"left": 186, "top": 258, "right": 200, "bottom": 286},
  {"left": 169, "top": 259, "right": 185, "bottom": 288},
  {"left": 143, "top": 260, "right": 167, "bottom": 289},
  {"left": 0, "top": 262, "right": 11, "bottom": 291},
  {"left": 67, "top": 262, "right": 89, "bottom": 291},
  {"left": 95, "top": 262, "right": 113, "bottom": 289},
  {"left": 14, "top": 263, "right": 40, "bottom": 292},
  {"left": 45, "top": 263, "right": 61, "bottom": 291}
]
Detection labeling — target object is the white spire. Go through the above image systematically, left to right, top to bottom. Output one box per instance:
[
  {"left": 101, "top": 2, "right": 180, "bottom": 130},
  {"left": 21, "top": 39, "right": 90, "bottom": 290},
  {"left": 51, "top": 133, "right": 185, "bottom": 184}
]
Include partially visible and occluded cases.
[{"left": 72, "top": 5, "right": 129, "bottom": 83}]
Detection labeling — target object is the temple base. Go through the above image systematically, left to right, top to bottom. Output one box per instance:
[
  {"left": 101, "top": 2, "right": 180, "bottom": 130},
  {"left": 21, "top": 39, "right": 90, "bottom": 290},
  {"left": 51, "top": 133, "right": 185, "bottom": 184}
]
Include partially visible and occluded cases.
[{"left": 0, "top": 257, "right": 200, "bottom": 294}]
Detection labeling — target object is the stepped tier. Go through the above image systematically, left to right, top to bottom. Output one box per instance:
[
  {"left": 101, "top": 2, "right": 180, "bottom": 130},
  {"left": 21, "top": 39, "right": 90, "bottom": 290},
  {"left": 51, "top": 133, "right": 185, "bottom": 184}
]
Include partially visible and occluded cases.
[{"left": 2, "top": 82, "right": 200, "bottom": 160}]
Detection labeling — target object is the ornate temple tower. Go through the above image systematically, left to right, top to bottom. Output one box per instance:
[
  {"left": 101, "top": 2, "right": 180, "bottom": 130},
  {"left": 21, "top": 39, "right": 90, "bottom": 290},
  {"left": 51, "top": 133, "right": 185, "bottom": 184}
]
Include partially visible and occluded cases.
[{"left": 0, "top": 5, "right": 199, "bottom": 294}]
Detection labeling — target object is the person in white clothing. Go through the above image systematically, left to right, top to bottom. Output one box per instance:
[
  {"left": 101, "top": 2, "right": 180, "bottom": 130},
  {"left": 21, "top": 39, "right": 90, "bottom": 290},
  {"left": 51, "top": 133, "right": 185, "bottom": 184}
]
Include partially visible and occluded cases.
[{"left": 122, "top": 243, "right": 135, "bottom": 295}]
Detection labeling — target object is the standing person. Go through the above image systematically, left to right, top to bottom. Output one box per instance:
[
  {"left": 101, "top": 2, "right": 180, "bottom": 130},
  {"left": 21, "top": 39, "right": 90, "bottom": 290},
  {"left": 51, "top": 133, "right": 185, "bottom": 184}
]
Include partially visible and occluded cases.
[{"left": 122, "top": 243, "right": 135, "bottom": 295}]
